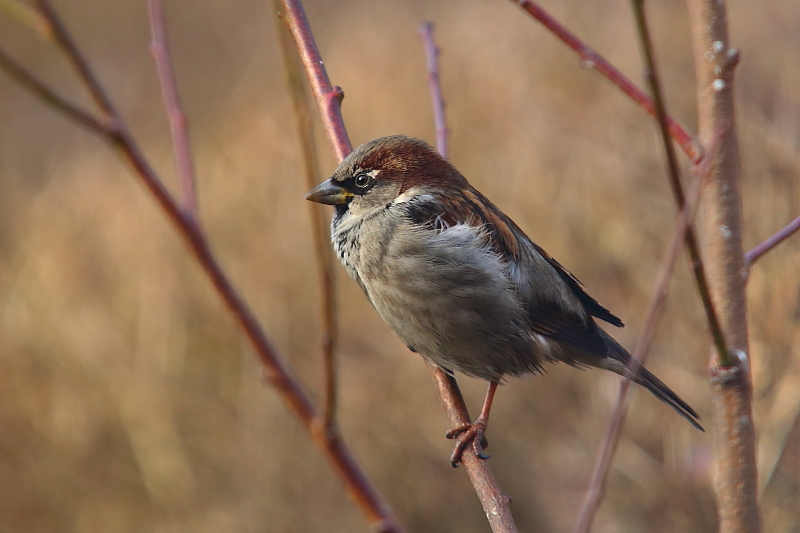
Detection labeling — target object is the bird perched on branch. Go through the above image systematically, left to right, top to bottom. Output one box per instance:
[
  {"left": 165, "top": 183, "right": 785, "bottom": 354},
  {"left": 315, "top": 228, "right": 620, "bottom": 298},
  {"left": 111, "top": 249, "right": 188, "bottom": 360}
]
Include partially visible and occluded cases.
[{"left": 306, "top": 135, "right": 702, "bottom": 466}]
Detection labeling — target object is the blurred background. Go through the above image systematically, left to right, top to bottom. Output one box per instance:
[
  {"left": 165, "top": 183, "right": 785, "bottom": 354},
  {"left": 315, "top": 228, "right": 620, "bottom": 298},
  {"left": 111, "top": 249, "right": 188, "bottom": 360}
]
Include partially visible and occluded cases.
[{"left": 0, "top": 0, "right": 798, "bottom": 531}]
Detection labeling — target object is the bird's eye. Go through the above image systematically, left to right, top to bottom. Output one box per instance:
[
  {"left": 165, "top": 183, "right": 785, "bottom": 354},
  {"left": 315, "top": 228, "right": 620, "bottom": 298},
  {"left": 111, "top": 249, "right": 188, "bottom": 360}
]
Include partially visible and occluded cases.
[{"left": 354, "top": 173, "right": 371, "bottom": 188}]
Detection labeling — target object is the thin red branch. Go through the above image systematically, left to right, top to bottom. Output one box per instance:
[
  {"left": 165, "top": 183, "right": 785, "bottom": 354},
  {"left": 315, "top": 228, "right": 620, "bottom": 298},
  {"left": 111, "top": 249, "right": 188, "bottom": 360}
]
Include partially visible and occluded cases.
[
  {"left": 36, "top": 0, "right": 117, "bottom": 118},
  {"left": 147, "top": 0, "right": 198, "bottom": 215},
  {"left": 273, "top": 0, "right": 339, "bottom": 427},
  {"left": 276, "top": 0, "right": 351, "bottom": 161},
  {"left": 512, "top": 0, "right": 699, "bottom": 162},
  {"left": 630, "top": 0, "right": 730, "bottom": 364},
  {"left": 512, "top": 1, "right": 732, "bottom": 360},
  {"left": 17, "top": 2, "right": 404, "bottom": 532},
  {"left": 418, "top": 22, "right": 449, "bottom": 159},
  {"left": 0, "top": 46, "right": 104, "bottom": 132},
  {"left": 573, "top": 134, "right": 717, "bottom": 533},
  {"left": 745, "top": 214, "right": 800, "bottom": 266},
  {"left": 428, "top": 366, "right": 518, "bottom": 533}
]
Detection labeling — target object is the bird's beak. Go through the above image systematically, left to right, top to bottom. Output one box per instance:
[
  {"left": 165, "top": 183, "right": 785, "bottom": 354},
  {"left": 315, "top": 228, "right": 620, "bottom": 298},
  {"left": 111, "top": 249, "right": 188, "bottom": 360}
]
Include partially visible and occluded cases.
[{"left": 305, "top": 178, "right": 353, "bottom": 205}]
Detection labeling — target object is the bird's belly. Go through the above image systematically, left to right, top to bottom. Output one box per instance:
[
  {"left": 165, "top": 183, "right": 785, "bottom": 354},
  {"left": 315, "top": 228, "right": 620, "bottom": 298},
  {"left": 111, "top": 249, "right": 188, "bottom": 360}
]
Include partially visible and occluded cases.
[{"left": 362, "top": 227, "right": 539, "bottom": 380}]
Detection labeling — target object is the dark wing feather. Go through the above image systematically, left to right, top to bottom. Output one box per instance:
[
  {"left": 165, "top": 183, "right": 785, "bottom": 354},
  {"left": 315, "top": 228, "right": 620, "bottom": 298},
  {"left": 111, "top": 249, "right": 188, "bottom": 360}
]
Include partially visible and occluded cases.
[
  {"left": 528, "top": 241, "right": 624, "bottom": 328},
  {"left": 526, "top": 301, "right": 611, "bottom": 357}
]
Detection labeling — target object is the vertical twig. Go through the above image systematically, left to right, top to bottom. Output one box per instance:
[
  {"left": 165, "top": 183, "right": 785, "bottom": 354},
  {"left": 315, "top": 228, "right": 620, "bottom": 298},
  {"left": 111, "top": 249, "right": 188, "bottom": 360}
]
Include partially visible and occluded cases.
[
  {"left": 147, "top": 0, "right": 198, "bottom": 215},
  {"left": 273, "top": 0, "right": 339, "bottom": 427},
  {"left": 275, "top": 0, "right": 352, "bottom": 161},
  {"left": 631, "top": 0, "right": 730, "bottom": 365},
  {"left": 686, "top": 0, "right": 761, "bottom": 532},
  {"left": 7, "top": 3, "right": 406, "bottom": 532},
  {"left": 417, "top": 22, "right": 448, "bottom": 159},
  {"left": 418, "top": 23, "right": 518, "bottom": 533},
  {"left": 573, "top": 140, "right": 717, "bottom": 533}
]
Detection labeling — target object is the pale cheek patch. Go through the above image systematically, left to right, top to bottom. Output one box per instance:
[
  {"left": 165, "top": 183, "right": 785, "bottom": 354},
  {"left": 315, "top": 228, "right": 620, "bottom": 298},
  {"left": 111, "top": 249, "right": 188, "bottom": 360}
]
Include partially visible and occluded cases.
[{"left": 393, "top": 189, "right": 433, "bottom": 204}]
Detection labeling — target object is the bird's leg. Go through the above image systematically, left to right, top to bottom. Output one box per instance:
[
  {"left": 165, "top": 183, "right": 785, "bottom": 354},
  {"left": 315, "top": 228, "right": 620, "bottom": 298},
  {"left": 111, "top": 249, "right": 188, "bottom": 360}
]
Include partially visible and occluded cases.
[{"left": 445, "top": 380, "right": 499, "bottom": 467}]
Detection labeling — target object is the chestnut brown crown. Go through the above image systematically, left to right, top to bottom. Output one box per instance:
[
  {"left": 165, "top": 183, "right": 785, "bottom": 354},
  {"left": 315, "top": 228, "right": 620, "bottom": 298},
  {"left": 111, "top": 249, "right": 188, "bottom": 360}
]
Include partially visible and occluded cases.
[{"left": 305, "top": 135, "right": 467, "bottom": 209}]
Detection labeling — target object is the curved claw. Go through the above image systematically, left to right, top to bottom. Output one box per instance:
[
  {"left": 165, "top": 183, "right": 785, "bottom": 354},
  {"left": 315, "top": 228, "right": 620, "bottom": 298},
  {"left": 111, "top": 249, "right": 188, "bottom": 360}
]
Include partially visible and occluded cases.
[{"left": 447, "top": 419, "right": 490, "bottom": 467}]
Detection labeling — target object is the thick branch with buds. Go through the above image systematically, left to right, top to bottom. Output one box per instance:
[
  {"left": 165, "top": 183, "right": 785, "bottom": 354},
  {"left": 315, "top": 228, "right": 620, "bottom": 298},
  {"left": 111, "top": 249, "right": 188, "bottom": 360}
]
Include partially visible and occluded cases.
[{"left": 687, "top": 0, "right": 761, "bottom": 532}]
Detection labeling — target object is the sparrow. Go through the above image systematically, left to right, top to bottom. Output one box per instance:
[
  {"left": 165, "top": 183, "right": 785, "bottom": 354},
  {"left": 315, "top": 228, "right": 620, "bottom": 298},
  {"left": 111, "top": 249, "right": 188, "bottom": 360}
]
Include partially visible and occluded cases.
[{"left": 306, "top": 135, "right": 702, "bottom": 466}]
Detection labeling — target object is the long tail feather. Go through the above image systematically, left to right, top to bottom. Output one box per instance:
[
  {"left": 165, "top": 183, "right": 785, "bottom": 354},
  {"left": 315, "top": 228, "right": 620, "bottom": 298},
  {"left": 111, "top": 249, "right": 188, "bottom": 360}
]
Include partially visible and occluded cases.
[{"left": 597, "top": 330, "right": 704, "bottom": 431}]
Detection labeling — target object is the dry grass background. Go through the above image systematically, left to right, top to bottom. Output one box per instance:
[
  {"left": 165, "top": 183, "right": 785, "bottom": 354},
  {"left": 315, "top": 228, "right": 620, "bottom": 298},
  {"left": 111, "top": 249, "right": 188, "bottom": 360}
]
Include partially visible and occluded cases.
[{"left": 0, "top": 0, "right": 798, "bottom": 531}]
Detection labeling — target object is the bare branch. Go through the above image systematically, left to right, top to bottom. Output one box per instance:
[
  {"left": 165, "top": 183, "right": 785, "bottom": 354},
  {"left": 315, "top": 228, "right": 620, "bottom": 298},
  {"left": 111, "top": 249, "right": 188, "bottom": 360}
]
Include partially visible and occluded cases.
[
  {"left": 36, "top": 0, "right": 118, "bottom": 119},
  {"left": 147, "top": 0, "right": 199, "bottom": 215},
  {"left": 273, "top": 0, "right": 339, "bottom": 427},
  {"left": 275, "top": 0, "right": 352, "bottom": 161},
  {"left": 512, "top": 0, "right": 699, "bottom": 162},
  {"left": 630, "top": 0, "right": 730, "bottom": 364},
  {"left": 687, "top": 0, "right": 761, "bottom": 530},
  {"left": 1, "top": 3, "right": 405, "bottom": 532},
  {"left": 418, "top": 22, "right": 449, "bottom": 159},
  {"left": 0, "top": 46, "right": 105, "bottom": 133},
  {"left": 573, "top": 133, "right": 717, "bottom": 533},
  {"left": 745, "top": 214, "right": 800, "bottom": 266},
  {"left": 428, "top": 366, "right": 518, "bottom": 533}
]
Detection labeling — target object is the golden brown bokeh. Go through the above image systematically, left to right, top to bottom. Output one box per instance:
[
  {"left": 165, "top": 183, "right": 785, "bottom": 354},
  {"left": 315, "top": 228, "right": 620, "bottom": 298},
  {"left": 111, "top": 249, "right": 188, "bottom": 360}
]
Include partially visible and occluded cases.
[{"left": 0, "top": 0, "right": 798, "bottom": 531}]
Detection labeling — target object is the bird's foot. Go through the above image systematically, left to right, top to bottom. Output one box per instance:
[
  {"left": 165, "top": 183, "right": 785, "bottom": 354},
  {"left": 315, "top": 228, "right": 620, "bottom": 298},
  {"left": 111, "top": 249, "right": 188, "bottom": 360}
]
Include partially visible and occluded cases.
[{"left": 445, "top": 419, "right": 490, "bottom": 468}]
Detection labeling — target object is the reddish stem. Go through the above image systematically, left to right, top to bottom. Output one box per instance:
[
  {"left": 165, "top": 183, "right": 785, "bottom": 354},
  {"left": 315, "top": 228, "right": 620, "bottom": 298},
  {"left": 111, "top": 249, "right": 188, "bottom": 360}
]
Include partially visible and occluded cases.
[
  {"left": 147, "top": 0, "right": 198, "bottom": 215},
  {"left": 277, "top": 0, "right": 352, "bottom": 161},
  {"left": 513, "top": 0, "right": 699, "bottom": 162},
  {"left": 14, "top": 2, "right": 404, "bottom": 532},
  {"left": 418, "top": 22, "right": 449, "bottom": 159},
  {"left": 745, "top": 214, "right": 800, "bottom": 266}
]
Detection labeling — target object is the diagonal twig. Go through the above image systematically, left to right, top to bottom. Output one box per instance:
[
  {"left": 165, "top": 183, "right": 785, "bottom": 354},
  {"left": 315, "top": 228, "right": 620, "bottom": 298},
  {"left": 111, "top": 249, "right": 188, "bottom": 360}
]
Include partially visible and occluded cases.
[
  {"left": 36, "top": 0, "right": 118, "bottom": 120},
  {"left": 147, "top": 0, "right": 198, "bottom": 215},
  {"left": 273, "top": 0, "right": 339, "bottom": 427},
  {"left": 276, "top": 0, "right": 351, "bottom": 161},
  {"left": 512, "top": 0, "right": 699, "bottom": 162},
  {"left": 629, "top": 0, "right": 730, "bottom": 365},
  {"left": 0, "top": 2, "right": 405, "bottom": 532},
  {"left": 418, "top": 21, "right": 518, "bottom": 533},
  {"left": 0, "top": 46, "right": 104, "bottom": 132},
  {"left": 572, "top": 131, "right": 720, "bottom": 533},
  {"left": 745, "top": 214, "right": 800, "bottom": 266},
  {"left": 428, "top": 366, "right": 518, "bottom": 533}
]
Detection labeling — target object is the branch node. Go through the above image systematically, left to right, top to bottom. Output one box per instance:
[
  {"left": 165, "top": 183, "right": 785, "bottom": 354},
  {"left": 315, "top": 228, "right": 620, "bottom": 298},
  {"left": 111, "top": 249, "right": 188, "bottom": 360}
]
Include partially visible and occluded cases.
[
  {"left": 725, "top": 48, "right": 741, "bottom": 69},
  {"left": 330, "top": 85, "right": 345, "bottom": 104},
  {"left": 709, "top": 350, "right": 749, "bottom": 383}
]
